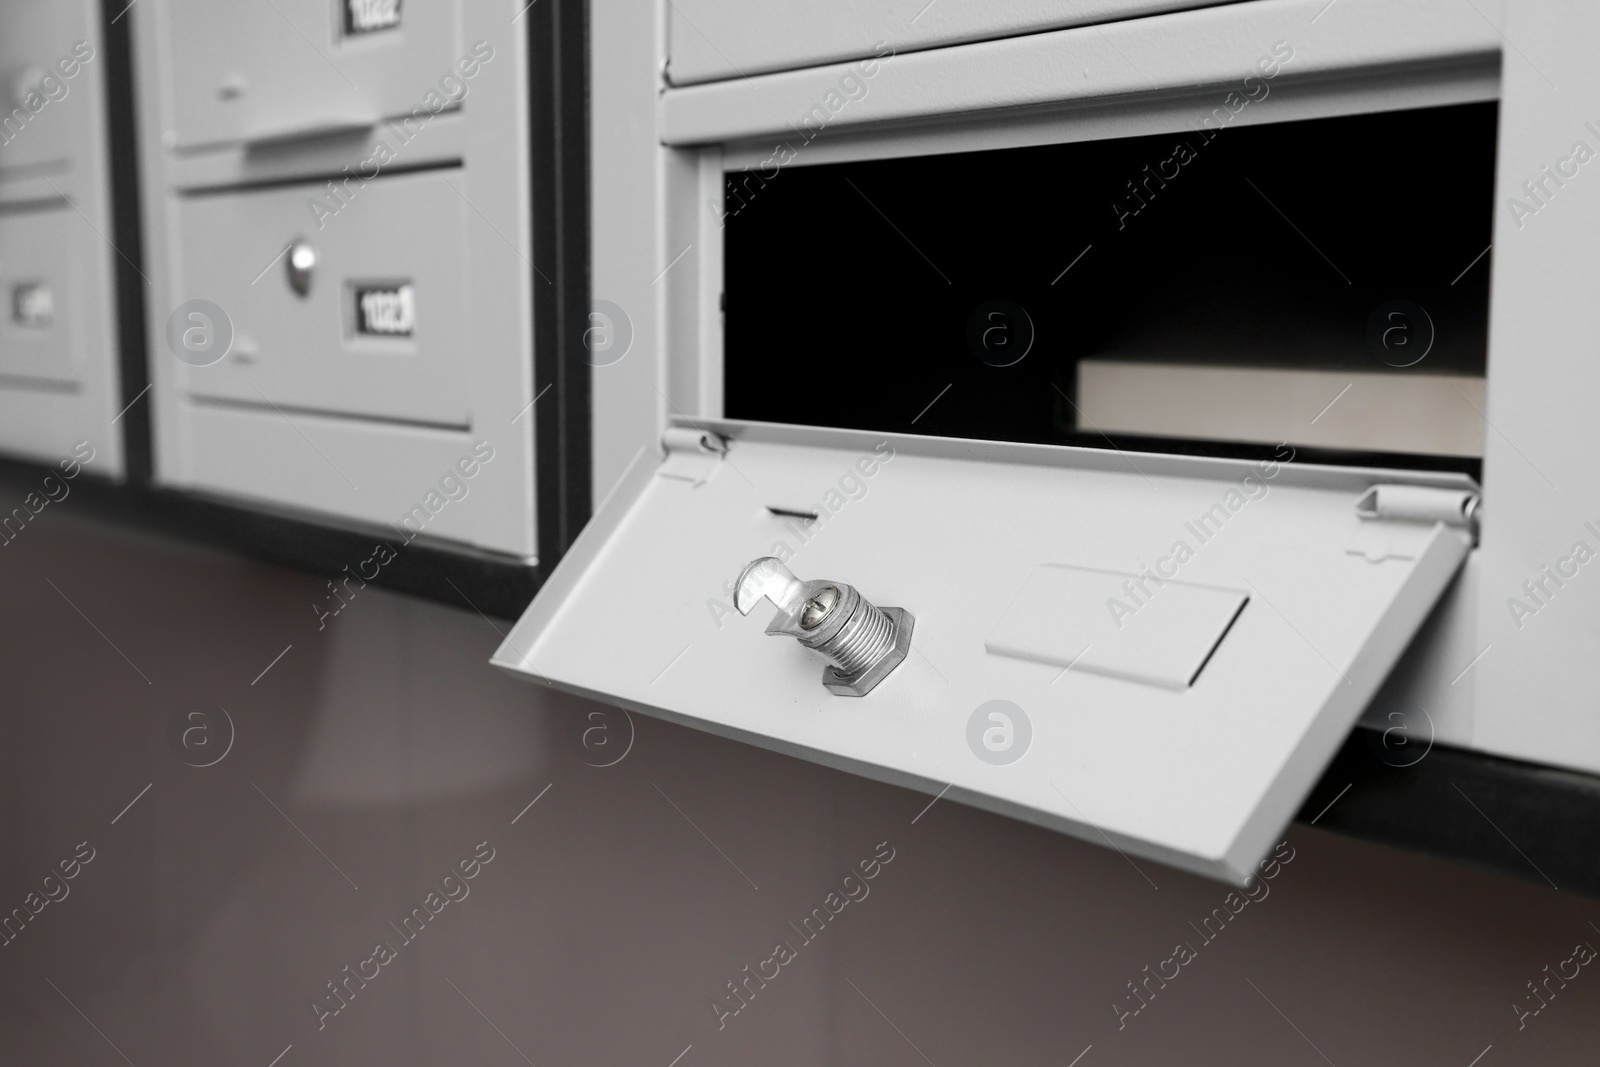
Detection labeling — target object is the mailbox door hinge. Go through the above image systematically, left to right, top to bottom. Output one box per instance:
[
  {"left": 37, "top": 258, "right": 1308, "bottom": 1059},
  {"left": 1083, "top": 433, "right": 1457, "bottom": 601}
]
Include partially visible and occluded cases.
[
  {"left": 659, "top": 426, "right": 728, "bottom": 485},
  {"left": 1349, "top": 484, "right": 1480, "bottom": 562}
]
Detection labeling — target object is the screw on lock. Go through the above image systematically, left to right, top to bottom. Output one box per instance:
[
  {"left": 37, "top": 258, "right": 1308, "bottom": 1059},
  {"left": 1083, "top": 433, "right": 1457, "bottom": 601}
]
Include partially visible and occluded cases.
[{"left": 733, "top": 557, "right": 914, "bottom": 697}]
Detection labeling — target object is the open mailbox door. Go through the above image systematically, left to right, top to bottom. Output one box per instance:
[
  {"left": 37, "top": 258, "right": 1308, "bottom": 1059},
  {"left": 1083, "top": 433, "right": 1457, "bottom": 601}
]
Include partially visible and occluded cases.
[{"left": 492, "top": 421, "right": 1475, "bottom": 883}]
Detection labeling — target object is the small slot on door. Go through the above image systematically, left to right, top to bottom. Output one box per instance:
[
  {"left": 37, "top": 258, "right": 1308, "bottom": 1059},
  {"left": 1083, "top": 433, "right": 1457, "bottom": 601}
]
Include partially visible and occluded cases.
[{"left": 767, "top": 506, "right": 820, "bottom": 522}]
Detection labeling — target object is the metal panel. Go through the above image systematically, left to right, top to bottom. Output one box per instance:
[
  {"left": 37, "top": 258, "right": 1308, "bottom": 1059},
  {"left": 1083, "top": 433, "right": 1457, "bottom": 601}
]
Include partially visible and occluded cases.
[
  {"left": 0, "top": 0, "right": 124, "bottom": 475},
  {"left": 0, "top": 0, "right": 83, "bottom": 170},
  {"left": 133, "top": 0, "right": 540, "bottom": 560},
  {"left": 156, "top": 0, "right": 467, "bottom": 149},
  {"left": 588, "top": 0, "right": 674, "bottom": 504},
  {"left": 660, "top": 0, "right": 1501, "bottom": 147},
  {"left": 667, "top": 0, "right": 1240, "bottom": 86},
  {"left": 1464, "top": 0, "right": 1600, "bottom": 774},
  {"left": 179, "top": 402, "right": 529, "bottom": 554},
  {"left": 493, "top": 422, "right": 1474, "bottom": 882}
]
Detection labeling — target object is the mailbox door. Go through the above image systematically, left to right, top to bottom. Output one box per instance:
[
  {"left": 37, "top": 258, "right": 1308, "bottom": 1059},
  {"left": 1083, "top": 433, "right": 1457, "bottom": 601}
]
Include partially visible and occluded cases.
[
  {"left": 0, "top": 0, "right": 79, "bottom": 170},
  {"left": 0, "top": 0, "right": 120, "bottom": 473},
  {"left": 159, "top": 0, "right": 466, "bottom": 148},
  {"left": 667, "top": 0, "right": 1241, "bottom": 85},
  {"left": 173, "top": 169, "right": 473, "bottom": 428},
  {"left": 494, "top": 422, "right": 1474, "bottom": 884}
]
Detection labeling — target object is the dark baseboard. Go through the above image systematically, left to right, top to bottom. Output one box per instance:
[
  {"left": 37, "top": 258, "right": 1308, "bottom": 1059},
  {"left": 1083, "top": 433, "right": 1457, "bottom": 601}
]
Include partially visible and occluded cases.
[
  {"left": 0, "top": 460, "right": 540, "bottom": 620},
  {"left": 1298, "top": 727, "right": 1600, "bottom": 899}
]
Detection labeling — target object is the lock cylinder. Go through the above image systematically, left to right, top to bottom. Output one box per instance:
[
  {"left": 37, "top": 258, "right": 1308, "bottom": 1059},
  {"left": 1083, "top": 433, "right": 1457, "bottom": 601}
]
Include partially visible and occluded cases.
[
  {"left": 734, "top": 557, "right": 914, "bottom": 696},
  {"left": 812, "top": 587, "right": 895, "bottom": 676}
]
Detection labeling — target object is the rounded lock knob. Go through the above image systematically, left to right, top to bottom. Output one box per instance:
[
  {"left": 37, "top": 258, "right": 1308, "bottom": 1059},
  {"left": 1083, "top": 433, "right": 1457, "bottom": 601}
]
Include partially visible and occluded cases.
[
  {"left": 286, "top": 239, "right": 316, "bottom": 297},
  {"left": 734, "top": 557, "right": 914, "bottom": 697}
]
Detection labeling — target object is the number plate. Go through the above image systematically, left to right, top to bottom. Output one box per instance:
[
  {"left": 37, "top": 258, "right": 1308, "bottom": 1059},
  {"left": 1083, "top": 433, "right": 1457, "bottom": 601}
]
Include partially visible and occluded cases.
[
  {"left": 344, "top": 0, "right": 402, "bottom": 35},
  {"left": 11, "top": 283, "right": 53, "bottom": 328},
  {"left": 355, "top": 284, "right": 415, "bottom": 336}
]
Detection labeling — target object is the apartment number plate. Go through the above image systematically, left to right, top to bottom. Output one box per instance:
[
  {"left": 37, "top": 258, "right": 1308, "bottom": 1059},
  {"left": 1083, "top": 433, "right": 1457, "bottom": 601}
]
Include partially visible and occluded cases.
[
  {"left": 344, "top": 0, "right": 402, "bottom": 35},
  {"left": 11, "top": 283, "right": 53, "bottom": 328},
  {"left": 355, "top": 284, "right": 415, "bottom": 336}
]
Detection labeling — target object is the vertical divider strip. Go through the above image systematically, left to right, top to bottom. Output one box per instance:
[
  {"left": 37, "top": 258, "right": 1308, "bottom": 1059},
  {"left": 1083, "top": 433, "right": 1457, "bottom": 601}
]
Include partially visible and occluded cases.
[
  {"left": 100, "top": 0, "right": 153, "bottom": 484},
  {"left": 531, "top": 0, "right": 595, "bottom": 568}
]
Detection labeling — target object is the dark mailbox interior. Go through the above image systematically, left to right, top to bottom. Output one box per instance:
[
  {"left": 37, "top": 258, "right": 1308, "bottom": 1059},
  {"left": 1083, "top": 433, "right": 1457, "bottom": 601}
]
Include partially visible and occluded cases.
[{"left": 724, "top": 101, "right": 1498, "bottom": 474}]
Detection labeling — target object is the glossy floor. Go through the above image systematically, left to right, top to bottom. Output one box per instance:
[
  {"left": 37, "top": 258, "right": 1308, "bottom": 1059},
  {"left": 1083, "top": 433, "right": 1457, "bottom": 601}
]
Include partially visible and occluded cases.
[{"left": 0, "top": 506, "right": 1594, "bottom": 1065}]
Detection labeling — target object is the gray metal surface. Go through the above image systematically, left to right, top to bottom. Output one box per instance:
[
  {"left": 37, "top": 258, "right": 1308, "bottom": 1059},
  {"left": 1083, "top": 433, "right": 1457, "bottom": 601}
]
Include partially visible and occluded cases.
[
  {"left": 0, "top": 0, "right": 124, "bottom": 474},
  {"left": 132, "top": 0, "right": 540, "bottom": 558}
]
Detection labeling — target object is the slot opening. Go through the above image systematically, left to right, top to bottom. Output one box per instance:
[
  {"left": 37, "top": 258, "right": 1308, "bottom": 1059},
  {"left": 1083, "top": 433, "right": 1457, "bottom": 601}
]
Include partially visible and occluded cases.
[{"left": 723, "top": 101, "right": 1497, "bottom": 476}]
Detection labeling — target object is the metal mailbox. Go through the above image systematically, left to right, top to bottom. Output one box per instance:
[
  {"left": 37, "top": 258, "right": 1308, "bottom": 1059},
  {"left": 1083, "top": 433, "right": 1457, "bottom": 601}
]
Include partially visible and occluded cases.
[
  {"left": 0, "top": 0, "right": 123, "bottom": 474},
  {"left": 134, "top": 0, "right": 540, "bottom": 561},
  {"left": 491, "top": 0, "right": 1599, "bottom": 883}
]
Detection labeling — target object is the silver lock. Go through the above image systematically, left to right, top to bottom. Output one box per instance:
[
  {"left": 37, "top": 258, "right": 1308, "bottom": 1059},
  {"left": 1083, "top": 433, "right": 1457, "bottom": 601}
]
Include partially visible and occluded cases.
[
  {"left": 286, "top": 239, "right": 316, "bottom": 297},
  {"left": 734, "top": 557, "right": 914, "bottom": 697}
]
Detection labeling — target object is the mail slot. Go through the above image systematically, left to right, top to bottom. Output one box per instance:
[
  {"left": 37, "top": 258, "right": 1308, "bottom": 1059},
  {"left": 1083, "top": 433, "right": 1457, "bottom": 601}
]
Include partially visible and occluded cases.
[
  {"left": 159, "top": 0, "right": 470, "bottom": 148},
  {"left": 174, "top": 169, "right": 472, "bottom": 428}
]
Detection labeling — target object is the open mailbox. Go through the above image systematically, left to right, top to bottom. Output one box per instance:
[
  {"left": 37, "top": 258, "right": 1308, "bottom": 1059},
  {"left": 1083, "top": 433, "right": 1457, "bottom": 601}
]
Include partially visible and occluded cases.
[
  {"left": 495, "top": 0, "right": 1600, "bottom": 883},
  {"left": 495, "top": 422, "right": 1476, "bottom": 882}
]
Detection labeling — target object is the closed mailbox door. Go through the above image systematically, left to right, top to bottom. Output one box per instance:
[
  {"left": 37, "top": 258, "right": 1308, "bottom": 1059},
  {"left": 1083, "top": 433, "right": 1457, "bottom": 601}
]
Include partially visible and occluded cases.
[
  {"left": 0, "top": 0, "right": 83, "bottom": 170},
  {"left": 158, "top": 0, "right": 466, "bottom": 148},
  {"left": 666, "top": 0, "right": 1240, "bottom": 84},
  {"left": 172, "top": 169, "right": 474, "bottom": 428},
  {"left": 494, "top": 423, "right": 1475, "bottom": 883}
]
